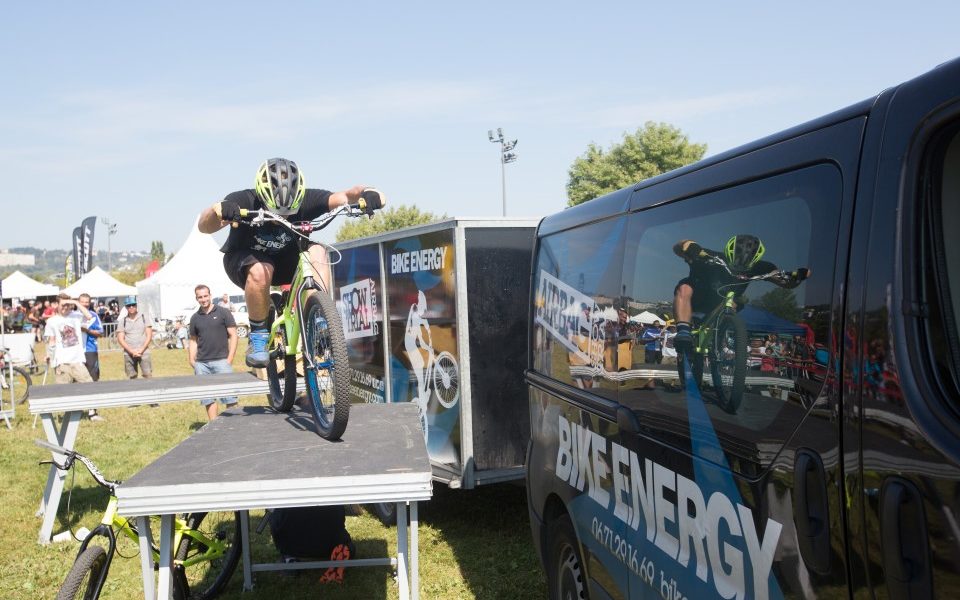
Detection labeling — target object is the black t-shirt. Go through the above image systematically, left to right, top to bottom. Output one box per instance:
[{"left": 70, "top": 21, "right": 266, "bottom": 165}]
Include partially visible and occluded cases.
[
  {"left": 220, "top": 189, "right": 333, "bottom": 254},
  {"left": 679, "top": 248, "right": 778, "bottom": 313},
  {"left": 189, "top": 305, "right": 237, "bottom": 361}
]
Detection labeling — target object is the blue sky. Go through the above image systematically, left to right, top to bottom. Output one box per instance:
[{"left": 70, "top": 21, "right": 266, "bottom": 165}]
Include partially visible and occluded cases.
[{"left": 1, "top": 1, "right": 958, "bottom": 254}]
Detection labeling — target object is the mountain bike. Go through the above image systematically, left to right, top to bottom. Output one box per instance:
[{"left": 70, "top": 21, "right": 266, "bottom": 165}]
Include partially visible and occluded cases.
[
  {"left": 233, "top": 190, "right": 384, "bottom": 440},
  {"left": 677, "top": 255, "right": 808, "bottom": 413},
  {"left": 0, "top": 346, "right": 31, "bottom": 405},
  {"left": 36, "top": 440, "right": 241, "bottom": 600}
]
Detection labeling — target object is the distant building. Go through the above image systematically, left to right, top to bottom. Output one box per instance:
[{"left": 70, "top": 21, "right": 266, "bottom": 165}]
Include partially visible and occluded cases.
[{"left": 0, "top": 250, "right": 35, "bottom": 267}]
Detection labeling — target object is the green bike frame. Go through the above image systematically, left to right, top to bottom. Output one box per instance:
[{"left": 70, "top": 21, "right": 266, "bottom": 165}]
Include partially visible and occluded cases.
[
  {"left": 269, "top": 247, "right": 324, "bottom": 370},
  {"left": 692, "top": 290, "right": 738, "bottom": 353}
]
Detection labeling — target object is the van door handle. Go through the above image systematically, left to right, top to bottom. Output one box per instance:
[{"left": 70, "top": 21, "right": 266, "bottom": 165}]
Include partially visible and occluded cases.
[
  {"left": 793, "top": 450, "right": 830, "bottom": 575},
  {"left": 880, "top": 477, "right": 932, "bottom": 599}
]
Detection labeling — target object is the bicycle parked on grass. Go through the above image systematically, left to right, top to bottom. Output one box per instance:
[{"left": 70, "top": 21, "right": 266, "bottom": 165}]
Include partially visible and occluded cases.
[
  {"left": 230, "top": 190, "right": 384, "bottom": 441},
  {"left": 677, "top": 254, "right": 809, "bottom": 413},
  {"left": 0, "top": 346, "right": 31, "bottom": 405},
  {"left": 36, "top": 440, "right": 241, "bottom": 600}
]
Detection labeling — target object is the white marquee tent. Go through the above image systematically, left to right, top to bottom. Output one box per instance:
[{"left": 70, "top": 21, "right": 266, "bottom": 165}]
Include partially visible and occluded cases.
[
  {"left": 136, "top": 221, "right": 242, "bottom": 320},
  {"left": 62, "top": 266, "right": 137, "bottom": 298},
  {"left": 0, "top": 270, "right": 59, "bottom": 299}
]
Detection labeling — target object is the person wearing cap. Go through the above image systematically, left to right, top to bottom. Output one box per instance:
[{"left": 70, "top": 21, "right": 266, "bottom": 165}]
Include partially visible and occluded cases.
[
  {"left": 44, "top": 294, "right": 94, "bottom": 386},
  {"left": 117, "top": 296, "right": 154, "bottom": 379}
]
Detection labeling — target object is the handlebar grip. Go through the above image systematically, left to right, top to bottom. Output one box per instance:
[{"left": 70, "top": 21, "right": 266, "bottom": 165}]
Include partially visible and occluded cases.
[
  {"left": 356, "top": 188, "right": 385, "bottom": 214},
  {"left": 239, "top": 208, "right": 249, "bottom": 218},
  {"left": 34, "top": 439, "right": 70, "bottom": 455}
]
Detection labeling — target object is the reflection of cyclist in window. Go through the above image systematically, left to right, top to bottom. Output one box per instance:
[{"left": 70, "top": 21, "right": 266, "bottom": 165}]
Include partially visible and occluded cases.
[
  {"left": 672, "top": 234, "right": 810, "bottom": 351},
  {"left": 405, "top": 290, "right": 433, "bottom": 408}
]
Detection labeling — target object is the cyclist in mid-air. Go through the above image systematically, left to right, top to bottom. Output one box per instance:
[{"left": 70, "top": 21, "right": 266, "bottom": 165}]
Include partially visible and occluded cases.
[
  {"left": 198, "top": 158, "right": 377, "bottom": 367},
  {"left": 672, "top": 234, "right": 810, "bottom": 351}
]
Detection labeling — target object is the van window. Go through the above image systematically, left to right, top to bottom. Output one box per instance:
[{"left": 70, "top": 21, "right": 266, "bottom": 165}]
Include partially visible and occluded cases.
[
  {"left": 927, "top": 127, "right": 960, "bottom": 400},
  {"left": 619, "top": 165, "right": 842, "bottom": 469},
  {"left": 532, "top": 216, "right": 628, "bottom": 401}
]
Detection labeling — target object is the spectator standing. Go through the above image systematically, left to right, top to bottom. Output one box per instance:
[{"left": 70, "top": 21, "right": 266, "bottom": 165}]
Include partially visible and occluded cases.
[
  {"left": 189, "top": 284, "right": 238, "bottom": 420},
  {"left": 77, "top": 293, "right": 104, "bottom": 420},
  {"left": 218, "top": 293, "right": 234, "bottom": 311},
  {"left": 44, "top": 295, "right": 93, "bottom": 386},
  {"left": 117, "top": 296, "right": 153, "bottom": 379},
  {"left": 28, "top": 302, "right": 42, "bottom": 340}
]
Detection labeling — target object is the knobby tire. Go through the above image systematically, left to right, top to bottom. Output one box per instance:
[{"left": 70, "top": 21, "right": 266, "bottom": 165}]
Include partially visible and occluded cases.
[
  {"left": 302, "top": 291, "right": 350, "bottom": 440},
  {"left": 710, "top": 314, "right": 747, "bottom": 413},
  {"left": 266, "top": 326, "right": 297, "bottom": 413},
  {"left": 172, "top": 511, "right": 242, "bottom": 600},
  {"left": 55, "top": 545, "right": 108, "bottom": 600}
]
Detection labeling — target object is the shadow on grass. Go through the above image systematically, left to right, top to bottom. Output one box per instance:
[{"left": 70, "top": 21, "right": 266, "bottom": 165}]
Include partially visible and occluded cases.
[
  {"left": 418, "top": 482, "right": 547, "bottom": 599},
  {"left": 52, "top": 485, "right": 111, "bottom": 534}
]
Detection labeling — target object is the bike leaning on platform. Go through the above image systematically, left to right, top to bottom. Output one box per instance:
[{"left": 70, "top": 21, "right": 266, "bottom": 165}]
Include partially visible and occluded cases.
[
  {"left": 231, "top": 189, "right": 384, "bottom": 440},
  {"left": 36, "top": 440, "right": 242, "bottom": 600}
]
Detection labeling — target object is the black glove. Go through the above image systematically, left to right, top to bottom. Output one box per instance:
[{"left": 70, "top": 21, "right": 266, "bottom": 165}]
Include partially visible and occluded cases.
[
  {"left": 358, "top": 188, "right": 385, "bottom": 214},
  {"left": 218, "top": 200, "right": 242, "bottom": 222},
  {"left": 682, "top": 242, "right": 704, "bottom": 260},
  {"left": 795, "top": 267, "right": 810, "bottom": 281}
]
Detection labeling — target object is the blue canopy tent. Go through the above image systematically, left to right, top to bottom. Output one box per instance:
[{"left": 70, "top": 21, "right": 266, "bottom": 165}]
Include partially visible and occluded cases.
[{"left": 739, "top": 305, "right": 805, "bottom": 337}]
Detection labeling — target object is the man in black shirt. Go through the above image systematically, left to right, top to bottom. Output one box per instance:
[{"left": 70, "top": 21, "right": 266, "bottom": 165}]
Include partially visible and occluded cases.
[
  {"left": 197, "top": 158, "right": 371, "bottom": 368},
  {"left": 188, "top": 284, "right": 238, "bottom": 421}
]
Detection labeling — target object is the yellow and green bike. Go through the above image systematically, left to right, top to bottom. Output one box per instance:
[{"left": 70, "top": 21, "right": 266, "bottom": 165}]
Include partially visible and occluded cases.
[
  {"left": 235, "top": 190, "right": 384, "bottom": 440},
  {"left": 38, "top": 440, "right": 241, "bottom": 600}
]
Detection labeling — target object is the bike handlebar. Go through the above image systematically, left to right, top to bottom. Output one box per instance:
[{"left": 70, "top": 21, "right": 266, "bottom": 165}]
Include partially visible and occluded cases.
[
  {"left": 233, "top": 188, "right": 385, "bottom": 236},
  {"left": 34, "top": 439, "right": 121, "bottom": 490}
]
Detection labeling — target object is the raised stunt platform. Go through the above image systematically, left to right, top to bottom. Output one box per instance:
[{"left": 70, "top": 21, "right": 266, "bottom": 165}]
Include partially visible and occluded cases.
[
  {"left": 32, "top": 372, "right": 302, "bottom": 545},
  {"left": 116, "top": 402, "right": 432, "bottom": 600}
]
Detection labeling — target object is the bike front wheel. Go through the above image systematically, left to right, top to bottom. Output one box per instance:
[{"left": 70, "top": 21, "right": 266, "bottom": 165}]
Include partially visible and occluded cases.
[
  {"left": 302, "top": 291, "right": 351, "bottom": 440},
  {"left": 709, "top": 314, "right": 747, "bottom": 413},
  {"left": 4, "top": 366, "right": 32, "bottom": 404},
  {"left": 172, "top": 511, "right": 242, "bottom": 600},
  {"left": 55, "top": 545, "right": 108, "bottom": 600}
]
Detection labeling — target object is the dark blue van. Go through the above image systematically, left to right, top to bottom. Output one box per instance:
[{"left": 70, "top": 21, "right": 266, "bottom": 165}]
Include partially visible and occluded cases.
[{"left": 526, "top": 58, "right": 960, "bottom": 599}]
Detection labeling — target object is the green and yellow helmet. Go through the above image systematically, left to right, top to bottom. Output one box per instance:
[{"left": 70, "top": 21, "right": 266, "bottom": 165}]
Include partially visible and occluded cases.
[
  {"left": 255, "top": 158, "right": 305, "bottom": 215},
  {"left": 724, "top": 234, "right": 765, "bottom": 272}
]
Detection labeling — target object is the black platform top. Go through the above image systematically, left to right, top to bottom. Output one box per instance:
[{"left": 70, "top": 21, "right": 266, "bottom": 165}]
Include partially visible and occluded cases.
[{"left": 121, "top": 402, "right": 429, "bottom": 489}]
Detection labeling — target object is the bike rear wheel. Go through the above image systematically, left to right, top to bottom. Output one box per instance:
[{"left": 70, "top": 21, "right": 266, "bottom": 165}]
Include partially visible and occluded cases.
[
  {"left": 302, "top": 291, "right": 350, "bottom": 440},
  {"left": 709, "top": 314, "right": 747, "bottom": 413},
  {"left": 266, "top": 326, "right": 297, "bottom": 413},
  {"left": 432, "top": 351, "right": 460, "bottom": 408},
  {"left": 4, "top": 366, "right": 31, "bottom": 404},
  {"left": 172, "top": 511, "right": 242, "bottom": 600},
  {"left": 56, "top": 544, "right": 108, "bottom": 600}
]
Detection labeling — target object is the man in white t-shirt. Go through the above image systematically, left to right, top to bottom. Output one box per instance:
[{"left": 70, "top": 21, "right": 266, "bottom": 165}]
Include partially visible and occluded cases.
[{"left": 44, "top": 295, "right": 94, "bottom": 385}]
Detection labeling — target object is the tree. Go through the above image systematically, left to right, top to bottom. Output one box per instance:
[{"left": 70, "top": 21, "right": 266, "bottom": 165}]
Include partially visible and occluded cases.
[
  {"left": 566, "top": 122, "right": 707, "bottom": 207},
  {"left": 335, "top": 205, "right": 445, "bottom": 242},
  {"left": 150, "top": 241, "right": 166, "bottom": 266},
  {"left": 753, "top": 287, "right": 802, "bottom": 323}
]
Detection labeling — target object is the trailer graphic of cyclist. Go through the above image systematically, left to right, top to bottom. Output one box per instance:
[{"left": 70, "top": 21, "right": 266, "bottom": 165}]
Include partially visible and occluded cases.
[{"left": 404, "top": 290, "right": 460, "bottom": 441}]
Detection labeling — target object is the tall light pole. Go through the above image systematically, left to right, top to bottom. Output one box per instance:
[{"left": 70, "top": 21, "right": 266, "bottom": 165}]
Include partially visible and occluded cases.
[
  {"left": 488, "top": 128, "right": 517, "bottom": 216},
  {"left": 101, "top": 217, "right": 118, "bottom": 272}
]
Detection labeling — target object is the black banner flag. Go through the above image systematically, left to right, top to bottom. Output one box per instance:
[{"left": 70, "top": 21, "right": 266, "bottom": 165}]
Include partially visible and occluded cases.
[{"left": 79, "top": 216, "right": 96, "bottom": 274}]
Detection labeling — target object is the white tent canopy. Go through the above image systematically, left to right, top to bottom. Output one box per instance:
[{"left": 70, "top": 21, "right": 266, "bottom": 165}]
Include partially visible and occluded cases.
[
  {"left": 136, "top": 220, "right": 242, "bottom": 320},
  {"left": 62, "top": 266, "right": 137, "bottom": 298},
  {"left": 1, "top": 270, "right": 59, "bottom": 299},
  {"left": 631, "top": 310, "right": 663, "bottom": 325}
]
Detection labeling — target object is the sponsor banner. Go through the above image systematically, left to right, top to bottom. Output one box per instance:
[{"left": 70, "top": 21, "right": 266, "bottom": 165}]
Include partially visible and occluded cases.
[
  {"left": 79, "top": 216, "right": 96, "bottom": 274},
  {"left": 71, "top": 227, "right": 83, "bottom": 282},
  {"left": 386, "top": 229, "right": 461, "bottom": 467},
  {"left": 333, "top": 245, "right": 386, "bottom": 404}
]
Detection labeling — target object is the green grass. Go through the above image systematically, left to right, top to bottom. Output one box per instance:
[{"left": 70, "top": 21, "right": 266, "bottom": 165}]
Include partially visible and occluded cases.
[{"left": 0, "top": 344, "right": 546, "bottom": 599}]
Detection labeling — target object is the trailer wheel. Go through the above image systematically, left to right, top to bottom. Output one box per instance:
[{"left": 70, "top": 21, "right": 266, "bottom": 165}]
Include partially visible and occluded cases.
[{"left": 546, "top": 514, "right": 588, "bottom": 600}]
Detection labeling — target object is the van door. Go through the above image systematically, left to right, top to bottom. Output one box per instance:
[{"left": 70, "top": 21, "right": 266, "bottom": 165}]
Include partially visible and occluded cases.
[
  {"left": 848, "top": 59, "right": 960, "bottom": 599},
  {"left": 615, "top": 120, "right": 863, "bottom": 599}
]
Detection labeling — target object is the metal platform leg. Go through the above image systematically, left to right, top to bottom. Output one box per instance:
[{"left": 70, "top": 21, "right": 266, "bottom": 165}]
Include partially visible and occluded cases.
[
  {"left": 37, "top": 410, "right": 81, "bottom": 544},
  {"left": 397, "top": 501, "right": 409, "bottom": 600},
  {"left": 411, "top": 501, "right": 419, "bottom": 600},
  {"left": 240, "top": 510, "right": 254, "bottom": 591},
  {"left": 157, "top": 514, "right": 175, "bottom": 600},
  {"left": 136, "top": 516, "right": 157, "bottom": 600}
]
